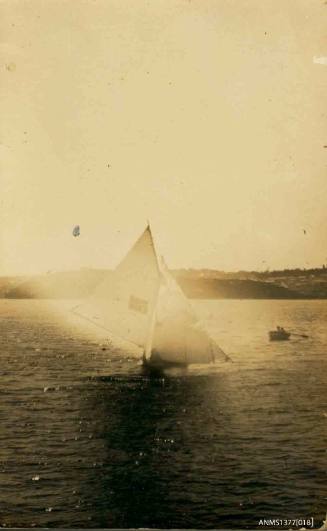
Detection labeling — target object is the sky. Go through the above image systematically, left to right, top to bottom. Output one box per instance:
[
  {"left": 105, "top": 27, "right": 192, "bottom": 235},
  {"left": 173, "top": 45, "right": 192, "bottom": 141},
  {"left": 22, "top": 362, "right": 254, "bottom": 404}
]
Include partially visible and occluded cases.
[{"left": 1, "top": 0, "right": 326, "bottom": 275}]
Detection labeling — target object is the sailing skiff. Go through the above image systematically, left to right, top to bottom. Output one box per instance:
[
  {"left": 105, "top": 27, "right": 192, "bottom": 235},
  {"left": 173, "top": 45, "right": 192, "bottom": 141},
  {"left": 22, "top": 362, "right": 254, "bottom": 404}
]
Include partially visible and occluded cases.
[{"left": 74, "top": 225, "right": 227, "bottom": 367}]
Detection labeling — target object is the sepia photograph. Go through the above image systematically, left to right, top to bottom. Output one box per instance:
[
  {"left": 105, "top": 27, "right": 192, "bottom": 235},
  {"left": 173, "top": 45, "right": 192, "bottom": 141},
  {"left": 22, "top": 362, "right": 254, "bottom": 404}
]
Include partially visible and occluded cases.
[{"left": 1, "top": 0, "right": 326, "bottom": 528}]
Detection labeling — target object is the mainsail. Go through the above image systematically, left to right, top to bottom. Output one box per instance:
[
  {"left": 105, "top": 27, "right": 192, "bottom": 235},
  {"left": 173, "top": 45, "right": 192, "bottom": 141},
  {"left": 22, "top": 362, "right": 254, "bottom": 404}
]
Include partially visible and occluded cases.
[
  {"left": 74, "top": 225, "right": 227, "bottom": 365},
  {"left": 74, "top": 226, "right": 160, "bottom": 349}
]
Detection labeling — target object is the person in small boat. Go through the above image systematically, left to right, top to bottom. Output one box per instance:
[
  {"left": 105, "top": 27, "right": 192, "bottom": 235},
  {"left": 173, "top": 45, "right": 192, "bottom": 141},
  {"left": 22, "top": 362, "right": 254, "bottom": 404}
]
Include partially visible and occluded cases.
[{"left": 277, "top": 326, "right": 286, "bottom": 334}]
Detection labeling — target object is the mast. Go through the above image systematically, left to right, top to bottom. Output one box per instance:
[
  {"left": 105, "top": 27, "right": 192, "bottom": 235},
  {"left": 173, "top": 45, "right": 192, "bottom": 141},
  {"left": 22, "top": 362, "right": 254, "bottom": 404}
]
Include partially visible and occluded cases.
[
  {"left": 144, "top": 224, "right": 161, "bottom": 360},
  {"left": 144, "top": 282, "right": 159, "bottom": 360}
]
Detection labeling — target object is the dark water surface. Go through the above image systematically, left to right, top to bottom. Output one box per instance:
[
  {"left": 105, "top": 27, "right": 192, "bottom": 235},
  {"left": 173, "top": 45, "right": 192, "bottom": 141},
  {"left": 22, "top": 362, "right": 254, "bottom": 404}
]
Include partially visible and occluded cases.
[{"left": 0, "top": 299, "right": 326, "bottom": 528}]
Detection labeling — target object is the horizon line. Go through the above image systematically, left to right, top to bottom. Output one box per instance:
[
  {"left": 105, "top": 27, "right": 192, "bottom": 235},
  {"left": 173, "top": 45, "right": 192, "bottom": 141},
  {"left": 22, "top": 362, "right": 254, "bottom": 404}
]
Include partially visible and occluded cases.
[{"left": 1, "top": 264, "right": 327, "bottom": 278}]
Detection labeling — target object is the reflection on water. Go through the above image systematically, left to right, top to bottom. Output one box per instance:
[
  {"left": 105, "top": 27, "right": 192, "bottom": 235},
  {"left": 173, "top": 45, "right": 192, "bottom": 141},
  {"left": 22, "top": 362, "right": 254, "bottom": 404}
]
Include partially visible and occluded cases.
[{"left": 0, "top": 299, "right": 326, "bottom": 528}]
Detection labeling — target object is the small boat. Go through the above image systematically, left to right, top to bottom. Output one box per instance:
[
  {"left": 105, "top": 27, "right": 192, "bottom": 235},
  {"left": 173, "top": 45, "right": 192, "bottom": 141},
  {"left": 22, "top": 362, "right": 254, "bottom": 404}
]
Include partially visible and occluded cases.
[{"left": 269, "top": 327, "right": 291, "bottom": 341}]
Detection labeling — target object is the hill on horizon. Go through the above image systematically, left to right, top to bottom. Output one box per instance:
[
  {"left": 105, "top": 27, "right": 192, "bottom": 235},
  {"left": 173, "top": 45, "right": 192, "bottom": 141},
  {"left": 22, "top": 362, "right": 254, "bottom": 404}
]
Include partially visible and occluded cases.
[{"left": 1, "top": 266, "right": 327, "bottom": 299}]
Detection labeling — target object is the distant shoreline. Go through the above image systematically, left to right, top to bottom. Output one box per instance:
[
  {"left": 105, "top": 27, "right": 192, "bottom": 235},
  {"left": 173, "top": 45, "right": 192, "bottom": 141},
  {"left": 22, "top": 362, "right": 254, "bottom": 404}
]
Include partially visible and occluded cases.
[
  {"left": 1, "top": 267, "right": 327, "bottom": 300},
  {"left": 2, "top": 296, "right": 327, "bottom": 301}
]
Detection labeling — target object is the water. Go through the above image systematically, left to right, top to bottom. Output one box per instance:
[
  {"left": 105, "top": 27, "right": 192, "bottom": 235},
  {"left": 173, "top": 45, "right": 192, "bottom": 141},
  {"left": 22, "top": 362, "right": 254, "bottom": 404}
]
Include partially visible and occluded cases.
[{"left": 0, "top": 299, "right": 326, "bottom": 528}]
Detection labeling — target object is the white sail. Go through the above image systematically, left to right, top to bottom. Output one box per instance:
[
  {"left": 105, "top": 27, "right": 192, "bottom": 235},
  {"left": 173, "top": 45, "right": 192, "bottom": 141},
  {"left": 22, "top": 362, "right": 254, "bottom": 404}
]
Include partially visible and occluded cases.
[
  {"left": 74, "top": 224, "right": 227, "bottom": 366},
  {"left": 74, "top": 226, "right": 160, "bottom": 350},
  {"left": 151, "top": 259, "right": 227, "bottom": 365}
]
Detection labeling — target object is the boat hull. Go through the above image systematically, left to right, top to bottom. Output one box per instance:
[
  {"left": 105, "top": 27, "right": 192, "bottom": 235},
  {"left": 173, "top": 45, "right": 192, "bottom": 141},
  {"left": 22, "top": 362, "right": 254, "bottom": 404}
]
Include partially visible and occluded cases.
[{"left": 143, "top": 351, "right": 188, "bottom": 371}]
